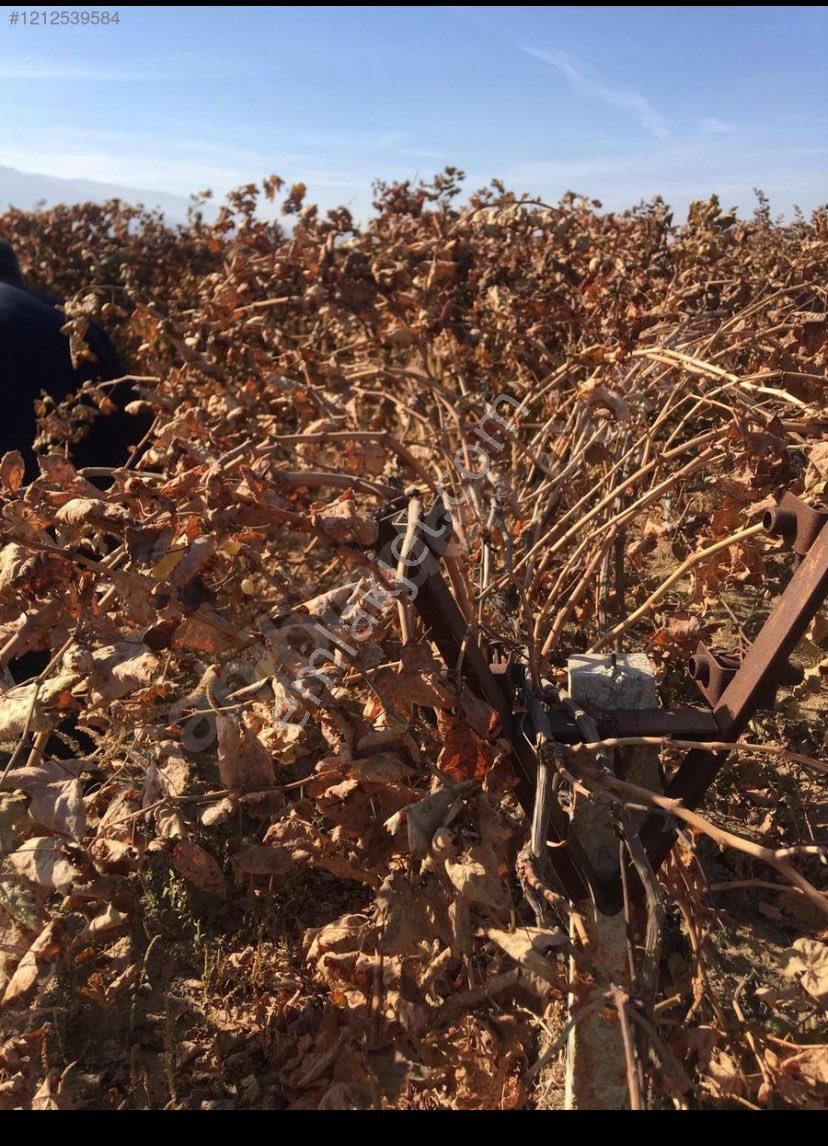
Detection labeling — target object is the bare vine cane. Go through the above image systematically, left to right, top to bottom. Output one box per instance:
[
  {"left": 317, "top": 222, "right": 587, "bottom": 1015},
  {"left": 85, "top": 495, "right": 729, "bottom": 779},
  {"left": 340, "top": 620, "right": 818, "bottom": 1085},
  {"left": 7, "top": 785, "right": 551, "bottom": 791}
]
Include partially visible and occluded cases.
[{"left": 515, "top": 685, "right": 573, "bottom": 928}]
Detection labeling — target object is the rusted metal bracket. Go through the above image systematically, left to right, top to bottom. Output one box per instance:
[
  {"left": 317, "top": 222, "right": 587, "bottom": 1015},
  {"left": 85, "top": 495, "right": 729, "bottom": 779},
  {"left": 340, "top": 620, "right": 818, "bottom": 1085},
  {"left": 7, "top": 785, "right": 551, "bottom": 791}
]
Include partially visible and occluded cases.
[
  {"left": 763, "top": 490, "right": 828, "bottom": 560},
  {"left": 689, "top": 643, "right": 803, "bottom": 708},
  {"left": 688, "top": 645, "right": 741, "bottom": 706}
]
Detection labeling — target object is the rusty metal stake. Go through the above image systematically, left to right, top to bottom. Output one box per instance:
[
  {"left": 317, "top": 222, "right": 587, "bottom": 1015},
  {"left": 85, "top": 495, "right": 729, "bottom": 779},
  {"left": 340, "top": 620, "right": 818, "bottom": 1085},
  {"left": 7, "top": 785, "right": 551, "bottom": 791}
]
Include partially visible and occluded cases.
[{"left": 376, "top": 499, "right": 599, "bottom": 905}]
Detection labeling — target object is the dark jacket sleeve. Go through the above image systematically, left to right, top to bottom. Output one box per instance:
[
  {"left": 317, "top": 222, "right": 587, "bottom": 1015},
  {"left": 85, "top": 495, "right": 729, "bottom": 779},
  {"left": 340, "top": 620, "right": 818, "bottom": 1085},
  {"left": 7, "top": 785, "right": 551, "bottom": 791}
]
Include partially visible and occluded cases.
[
  {"left": 0, "top": 284, "right": 152, "bottom": 477},
  {"left": 0, "top": 284, "right": 79, "bottom": 476}
]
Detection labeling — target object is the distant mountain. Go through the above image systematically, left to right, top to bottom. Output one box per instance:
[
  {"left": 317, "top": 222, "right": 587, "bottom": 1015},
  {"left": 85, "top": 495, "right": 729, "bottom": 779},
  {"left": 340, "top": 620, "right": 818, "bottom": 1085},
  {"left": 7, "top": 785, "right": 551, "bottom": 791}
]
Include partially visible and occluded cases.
[{"left": 0, "top": 164, "right": 199, "bottom": 223}]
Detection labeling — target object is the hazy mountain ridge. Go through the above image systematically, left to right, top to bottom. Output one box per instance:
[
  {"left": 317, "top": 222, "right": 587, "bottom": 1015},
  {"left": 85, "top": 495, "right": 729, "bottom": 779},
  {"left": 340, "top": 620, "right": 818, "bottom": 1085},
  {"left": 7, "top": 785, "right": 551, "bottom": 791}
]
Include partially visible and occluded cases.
[{"left": 0, "top": 164, "right": 197, "bottom": 223}]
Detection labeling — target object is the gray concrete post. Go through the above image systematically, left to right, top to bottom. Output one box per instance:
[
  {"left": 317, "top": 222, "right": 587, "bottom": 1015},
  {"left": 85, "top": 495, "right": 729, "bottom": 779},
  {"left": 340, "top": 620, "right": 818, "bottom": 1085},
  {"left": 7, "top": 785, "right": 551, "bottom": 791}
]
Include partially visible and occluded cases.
[{"left": 564, "top": 653, "right": 659, "bottom": 1110}]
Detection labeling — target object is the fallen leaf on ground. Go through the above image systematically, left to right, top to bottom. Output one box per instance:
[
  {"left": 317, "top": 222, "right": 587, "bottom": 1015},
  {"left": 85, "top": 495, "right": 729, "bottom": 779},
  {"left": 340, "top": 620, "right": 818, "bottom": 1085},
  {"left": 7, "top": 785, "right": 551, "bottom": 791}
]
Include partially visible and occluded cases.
[
  {"left": 216, "top": 712, "right": 275, "bottom": 792},
  {"left": 6, "top": 837, "right": 80, "bottom": 890},
  {"left": 169, "top": 839, "right": 227, "bottom": 895},
  {"left": 782, "top": 937, "right": 828, "bottom": 1007}
]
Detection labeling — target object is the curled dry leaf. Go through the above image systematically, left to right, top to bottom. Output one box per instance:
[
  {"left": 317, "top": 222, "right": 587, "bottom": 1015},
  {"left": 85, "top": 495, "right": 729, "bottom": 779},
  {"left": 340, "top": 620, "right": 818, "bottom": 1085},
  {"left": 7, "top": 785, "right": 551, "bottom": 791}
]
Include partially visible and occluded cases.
[
  {"left": 804, "top": 441, "right": 828, "bottom": 493},
  {"left": 0, "top": 451, "right": 25, "bottom": 493},
  {"left": 36, "top": 454, "right": 99, "bottom": 494},
  {"left": 314, "top": 491, "right": 378, "bottom": 548},
  {"left": 54, "top": 498, "right": 131, "bottom": 535},
  {"left": 165, "top": 534, "right": 217, "bottom": 589},
  {"left": 0, "top": 544, "right": 39, "bottom": 593},
  {"left": 171, "top": 606, "right": 242, "bottom": 654},
  {"left": 651, "top": 611, "right": 703, "bottom": 652},
  {"left": 88, "top": 641, "right": 161, "bottom": 704},
  {"left": 372, "top": 655, "right": 456, "bottom": 715},
  {"left": 0, "top": 674, "right": 80, "bottom": 745},
  {"left": 457, "top": 685, "right": 499, "bottom": 738},
  {"left": 215, "top": 712, "right": 275, "bottom": 792},
  {"left": 437, "top": 716, "right": 497, "bottom": 783},
  {"left": 347, "top": 752, "right": 415, "bottom": 787},
  {"left": 3, "top": 762, "right": 87, "bottom": 841},
  {"left": 29, "top": 779, "right": 86, "bottom": 843},
  {"left": 385, "top": 779, "right": 477, "bottom": 858},
  {"left": 200, "top": 796, "right": 236, "bottom": 829},
  {"left": 265, "top": 813, "right": 381, "bottom": 887},
  {"left": 6, "top": 837, "right": 81, "bottom": 890},
  {"left": 169, "top": 839, "right": 227, "bottom": 896},
  {"left": 445, "top": 846, "right": 510, "bottom": 910},
  {"left": 77, "top": 904, "right": 128, "bottom": 941},
  {"left": 306, "top": 914, "right": 374, "bottom": 964},
  {"left": 1, "top": 920, "right": 65, "bottom": 1009},
  {"left": 483, "top": 925, "right": 569, "bottom": 984},
  {"left": 782, "top": 937, "right": 828, "bottom": 1007},
  {"left": 704, "top": 1049, "right": 748, "bottom": 1101},
  {"left": 30, "top": 1074, "right": 61, "bottom": 1111}
]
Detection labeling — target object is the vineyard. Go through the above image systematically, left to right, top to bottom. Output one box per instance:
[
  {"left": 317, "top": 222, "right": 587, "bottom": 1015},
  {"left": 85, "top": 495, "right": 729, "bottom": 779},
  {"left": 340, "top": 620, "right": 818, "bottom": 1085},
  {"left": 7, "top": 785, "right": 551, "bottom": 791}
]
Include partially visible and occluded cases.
[{"left": 0, "top": 173, "right": 826, "bottom": 1110}]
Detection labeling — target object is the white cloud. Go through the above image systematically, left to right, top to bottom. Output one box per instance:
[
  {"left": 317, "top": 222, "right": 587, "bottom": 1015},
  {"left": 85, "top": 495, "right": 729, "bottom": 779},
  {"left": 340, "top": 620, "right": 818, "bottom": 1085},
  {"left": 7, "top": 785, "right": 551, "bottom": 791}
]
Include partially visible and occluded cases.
[
  {"left": 0, "top": 45, "right": 236, "bottom": 84},
  {"left": 524, "top": 46, "right": 672, "bottom": 141},
  {"left": 0, "top": 60, "right": 168, "bottom": 82},
  {"left": 700, "top": 117, "right": 735, "bottom": 135}
]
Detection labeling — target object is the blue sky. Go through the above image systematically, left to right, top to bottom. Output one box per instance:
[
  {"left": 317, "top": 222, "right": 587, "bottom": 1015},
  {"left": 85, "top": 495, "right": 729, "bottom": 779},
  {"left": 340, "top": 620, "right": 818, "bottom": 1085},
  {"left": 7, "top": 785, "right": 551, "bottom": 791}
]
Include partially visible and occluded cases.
[{"left": 0, "top": 4, "right": 826, "bottom": 218}]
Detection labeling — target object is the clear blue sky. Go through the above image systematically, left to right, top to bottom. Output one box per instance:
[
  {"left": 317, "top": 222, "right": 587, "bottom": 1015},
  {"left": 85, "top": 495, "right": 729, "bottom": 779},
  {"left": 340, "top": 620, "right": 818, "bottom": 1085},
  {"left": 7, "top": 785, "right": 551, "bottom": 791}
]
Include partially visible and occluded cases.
[{"left": 0, "top": 5, "right": 825, "bottom": 218}]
